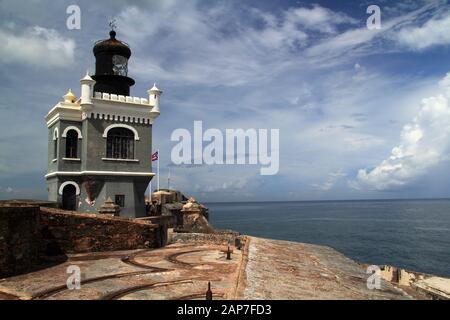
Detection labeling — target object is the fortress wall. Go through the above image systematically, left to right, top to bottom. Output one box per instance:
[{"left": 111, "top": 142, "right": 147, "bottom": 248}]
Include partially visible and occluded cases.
[
  {"left": 0, "top": 202, "right": 168, "bottom": 277},
  {"left": 0, "top": 205, "right": 41, "bottom": 278},
  {"left": 39, "top": 207, "right": 164, "bottom": 254},
  {"left": 169, "top": 230, "right": 243, "bottom": 247}
]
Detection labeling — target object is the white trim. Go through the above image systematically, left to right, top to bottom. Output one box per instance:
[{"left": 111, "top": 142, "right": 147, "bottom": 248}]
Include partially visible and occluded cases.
[
  {"left": 94, "top": 92, "right": 150, "bottom": 106},
  {"left": 45, "top": 103, "right": 82, "bottom": 127},
  {"left": 47, "top": 113, "right": 82, "bottom": 127},
  {"left": 47, "top": 115, "right": 60, "bottom": 128},
  {"left": 102, "top": 124, "right": 140, "bottom": 140},
  {"left": 62, "top": 126, "right": 83, "bottom": 139},
  {"left": 53, "top": 127, "right": 59, "bottom": 140},
  {"left": 62, "top": 157, "right": 81, "bottom": 161},
  {"left": 102, "top": 158, "right": 139, "bottom": 162},
  {"left": 52, "top": 159, "right": 58, "bottom": 163},
  {"left": 46, "top": 171, "right": 155, "bottom": 179},
  {"left": 58, "top": 181, "right": 80, "bottom": 196}
]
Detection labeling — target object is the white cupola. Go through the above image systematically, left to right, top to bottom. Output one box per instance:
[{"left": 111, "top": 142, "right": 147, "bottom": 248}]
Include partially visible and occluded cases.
[
  {"left": 80, "top": 71, "right": 96, "bottom": 107},
  {"left": 148, "top": 83, "right": 162, "bottom": 113}
]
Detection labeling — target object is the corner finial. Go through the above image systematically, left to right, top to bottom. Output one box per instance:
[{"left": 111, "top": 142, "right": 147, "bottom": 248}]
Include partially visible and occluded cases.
[
  {"left": 109, "top": 19, "right": 117, "bottom": 31},
  {"left": 109, "top": 19, "right": 117, "bottom": 39},
  {"left": 81, "top": 70, "right": 94, "bottom": 82},
  {"left": 64, "top": 88, "right": 77, "bottom": 103}
]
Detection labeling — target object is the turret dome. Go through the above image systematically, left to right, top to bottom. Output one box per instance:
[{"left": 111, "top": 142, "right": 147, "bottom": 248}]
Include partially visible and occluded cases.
[{"left": 93, "top": 30, "right": 131, "bottom": 59}]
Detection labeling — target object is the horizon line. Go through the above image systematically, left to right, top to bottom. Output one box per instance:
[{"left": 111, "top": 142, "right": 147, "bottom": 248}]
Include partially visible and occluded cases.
[{"left": 203, "top": 197, "right": 450, "bottom": 204}]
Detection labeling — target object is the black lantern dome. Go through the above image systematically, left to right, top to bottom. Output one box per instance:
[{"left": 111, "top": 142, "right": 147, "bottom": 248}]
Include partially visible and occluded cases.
[
  {"left": 92, "top": 30, "right": 135, "bottom": 96},
  {"left": 93, "top": 30, "right": 131, "bottom": 58}
]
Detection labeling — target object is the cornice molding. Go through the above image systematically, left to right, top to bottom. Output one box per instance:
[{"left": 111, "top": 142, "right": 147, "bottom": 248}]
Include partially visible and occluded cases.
[
  {"left": 46, "top": 97, "right": 159, "bottom": 127},
  {"left": 45, "top": 171, "right": 155, "bottom": 179}
]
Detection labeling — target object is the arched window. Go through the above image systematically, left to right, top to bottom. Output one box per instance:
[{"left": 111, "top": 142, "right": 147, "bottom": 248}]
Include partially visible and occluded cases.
[
  {"left": 53, "top": 128, "right": 58, "bottom": 159},
  {"left": 106, "top": 128, "right": 134, "bottom": 159},
  {"left": 65, "top": 129, "right": 78, "bottom": 158},
  {"left": 54, "top": 139, "right": 58, "bottom": 159}
]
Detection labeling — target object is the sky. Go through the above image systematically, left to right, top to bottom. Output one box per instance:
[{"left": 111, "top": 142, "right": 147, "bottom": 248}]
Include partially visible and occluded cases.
[{"left": 1, "top": 0, "right": 450, "bottom": 202}]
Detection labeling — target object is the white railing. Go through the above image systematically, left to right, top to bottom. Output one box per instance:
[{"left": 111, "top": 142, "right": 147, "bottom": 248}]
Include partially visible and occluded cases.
[{"left": 94, "top": 92, "right": 149, "bottom": 105}]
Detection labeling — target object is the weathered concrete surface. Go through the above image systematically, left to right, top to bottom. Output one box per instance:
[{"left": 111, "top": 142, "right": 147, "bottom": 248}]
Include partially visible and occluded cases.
[
  {"left": 0, "top": 237, "right": 428, "bottom": 300},
  {"left": 237, "top": 237, "right": 415, "bottom": 300}
]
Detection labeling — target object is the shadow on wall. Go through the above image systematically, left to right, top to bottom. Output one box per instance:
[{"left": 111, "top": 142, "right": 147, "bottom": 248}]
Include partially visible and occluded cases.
[{"left": 0, "top": 202, "right": 68, "bottom": 278}]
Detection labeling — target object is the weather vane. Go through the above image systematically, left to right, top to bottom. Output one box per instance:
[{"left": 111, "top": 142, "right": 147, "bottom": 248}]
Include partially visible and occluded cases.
[{"left": 109, "top": 18, "right": 117, "bottom": 31}]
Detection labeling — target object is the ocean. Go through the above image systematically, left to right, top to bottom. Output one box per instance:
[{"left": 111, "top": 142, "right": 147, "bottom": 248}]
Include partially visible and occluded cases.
[{"left": 207, "top": 199, "right": 450, "bottom": 278}]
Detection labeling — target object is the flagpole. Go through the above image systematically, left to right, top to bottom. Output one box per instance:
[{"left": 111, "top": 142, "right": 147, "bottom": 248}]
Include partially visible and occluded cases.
[
  {"left": 157, "top": 149, "right": 160, "bottom": 191},
  {"left": 168, "top": 167, "right": 171, "bottom": 190},
  {"left": 149, "top": 180, "right": 152, "bottom": 199}
]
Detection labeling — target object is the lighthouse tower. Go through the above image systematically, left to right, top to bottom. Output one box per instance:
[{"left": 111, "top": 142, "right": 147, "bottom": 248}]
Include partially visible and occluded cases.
[{"left": 44, "top": 30, "right": 161, "bottom": 218}]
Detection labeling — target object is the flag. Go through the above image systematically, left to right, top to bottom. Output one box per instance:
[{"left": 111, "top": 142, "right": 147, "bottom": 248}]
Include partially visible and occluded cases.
[{"left": 151, "top": 151, "right": 159, "bottom": 161}]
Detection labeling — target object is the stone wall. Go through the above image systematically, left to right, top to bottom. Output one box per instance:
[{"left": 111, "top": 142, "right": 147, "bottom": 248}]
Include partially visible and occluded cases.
[
  {"left": 0, "top": 201, "right": 167, "bottom": 277},
  {"left": 0, "top": 205, "right": 41, "bottom": 278},
  {"left": 39, "top": 207, "right": 163, "bottom": 254},
  {"left": 169, "top": 230, "right": 243, "bottom": 246},
  {"left": 380, "top": 265, "right": 418, "bottom": 286}
]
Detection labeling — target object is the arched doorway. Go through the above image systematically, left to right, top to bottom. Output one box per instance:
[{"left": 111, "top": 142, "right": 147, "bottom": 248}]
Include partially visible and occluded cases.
[{"left": 62, "top": 184, "right": 77, "bottom": 210}]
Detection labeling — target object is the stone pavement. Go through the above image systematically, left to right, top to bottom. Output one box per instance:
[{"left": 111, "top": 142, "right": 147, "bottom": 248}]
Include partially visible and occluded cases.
[{"left": 0, "top": 237, "right": 422, "bottom": 300}]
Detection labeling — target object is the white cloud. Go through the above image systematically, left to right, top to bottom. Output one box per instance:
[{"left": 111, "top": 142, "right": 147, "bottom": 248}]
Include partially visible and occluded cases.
[
  {"left": 1, "top": 0, "right": 450, "bottom": 201},
  {"left": 115, "top": 1, "right": 445, "bottom": 88},
  {"left": 117, "top": 2, "right": 360, "bottom": 86},
  {"left": 305, "top": 2, "right": 442, "bottom": 66},
  {"left": 285, "top": 5, "right": 357, "bottom": 34},
  {"left": 395, "top": 13, "right": 450, "bottom": 50},
  {"left": 0, "top": 25, "right": 75, "bottom": 68},
  {"left": 354, "top": 73, "right": 450, "bottom": 190},
  {"left": 312, "top": 170, "right": 347, "bottom": 191},
  {"left": 200, "top": 177, "right": 249, "bottom": 193}
]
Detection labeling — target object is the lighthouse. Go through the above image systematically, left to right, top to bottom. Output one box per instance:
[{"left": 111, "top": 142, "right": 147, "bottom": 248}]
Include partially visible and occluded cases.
[{"left": 44, "top": 29, "right": 161, "bottom": 218}]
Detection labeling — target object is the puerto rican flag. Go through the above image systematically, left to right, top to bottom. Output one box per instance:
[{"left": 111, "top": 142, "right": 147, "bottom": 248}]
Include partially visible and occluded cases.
[{"left": 151, "top": 151, "right": 159, "bottom": 161}]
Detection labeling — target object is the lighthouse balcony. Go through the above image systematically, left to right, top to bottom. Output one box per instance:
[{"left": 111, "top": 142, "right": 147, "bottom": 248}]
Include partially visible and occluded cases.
[{"left": 94, "top": 91, "right": 152, "bottom": 106}]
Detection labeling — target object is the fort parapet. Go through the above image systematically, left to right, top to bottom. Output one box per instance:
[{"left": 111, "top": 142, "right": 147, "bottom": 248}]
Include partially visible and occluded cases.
[
  {"left": 1, "top": 198, "right": 449, "bottom": 300},
  {"left": 0, "top": 201, "right": 167, "bottom": 278}
]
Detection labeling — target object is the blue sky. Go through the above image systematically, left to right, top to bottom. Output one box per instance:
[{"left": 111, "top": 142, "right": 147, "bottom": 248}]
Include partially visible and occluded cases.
[{"left": 1, "top": 0, "right": 450, "bottom": 202}]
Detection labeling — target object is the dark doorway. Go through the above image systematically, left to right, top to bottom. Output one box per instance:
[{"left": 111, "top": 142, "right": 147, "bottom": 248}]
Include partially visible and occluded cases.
[
  {"left": 62, "top": 184, "right": 77, "bottom": 210},
  {"left": 115, "top": 194, "right": 125, "bottom": 207}
]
